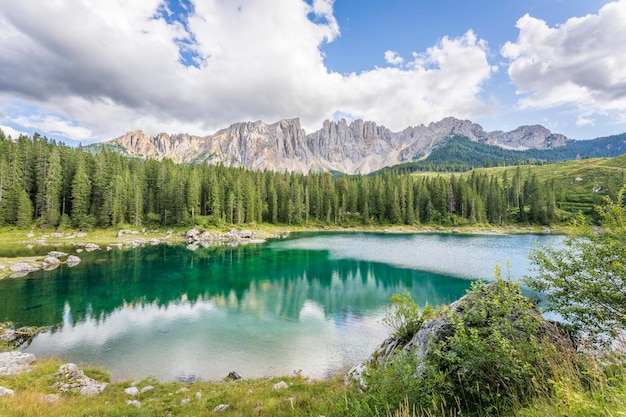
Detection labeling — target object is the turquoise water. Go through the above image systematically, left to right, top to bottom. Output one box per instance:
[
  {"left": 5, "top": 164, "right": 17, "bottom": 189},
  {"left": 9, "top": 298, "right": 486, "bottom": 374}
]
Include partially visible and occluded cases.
[{"left": 0, "top": 232, "right": 561, "bottom": 381}]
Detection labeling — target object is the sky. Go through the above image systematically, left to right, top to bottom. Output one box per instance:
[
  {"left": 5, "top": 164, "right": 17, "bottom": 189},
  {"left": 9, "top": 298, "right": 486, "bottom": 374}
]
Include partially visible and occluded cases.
[{"left": 0, "top": 0, "right": 625, "bottom": 144}]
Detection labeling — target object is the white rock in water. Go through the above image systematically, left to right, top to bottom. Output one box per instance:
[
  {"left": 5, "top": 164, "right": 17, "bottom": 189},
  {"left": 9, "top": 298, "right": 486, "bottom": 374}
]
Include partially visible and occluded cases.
[
  {"left": 84, "top": 243, "right": 100, "bottom": 251},
  {"left": 48, "top": 251, "right": 68, "bottom": 258},
  {"left": 66, "top": 255, "right": 81, "bottom": 266},
  {"left": 43, "top": 256, "right": 61, "bottom": 265},
  {"left": 9, "top": 263, "right": 31, "bottom": 272}
]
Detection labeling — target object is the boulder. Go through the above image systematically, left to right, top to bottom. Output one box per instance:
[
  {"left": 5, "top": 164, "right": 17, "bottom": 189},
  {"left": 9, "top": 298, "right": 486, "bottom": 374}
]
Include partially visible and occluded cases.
[
  {"left": 186, "top": 228, "right": 200, "bottom": 238},
  {"left": 84, "top": 243, "right": 100, "bottom": 252},
  {"left": 48, "top": 251, "right": 68, "bottom": 258},
  {"left": 66, "top": 255, "right": 81, "bottom": 266},
  {"left": 43, "top": 256, "right": 61, "bottom": 266},
  {"left": 9, "top": 263, "right": 31, "bottom": 273},
  {"left": 347, "top": 282, "right": 573, "bottom": 388},
  {"left": 0, "top": 351, "right": 36, "bottom": 375},
  {"left": 53, "top": 363, "right": 108, "bottom": 395},
  {"left": 226, "top": 371, "right": 242, "bottom": 380},
  {"left": 273, "top": 381, "right": 289, "bottom": 390},
  {"left": 140, "top": 385, "right": 154, "bottom": 393},
  {"left": 0, "top": 386, "right": 15, "bottom": 396},
  {"left": 124, "top": 386, "right": 140, "bottom": 396},
  {"left": 213, "top": 404, "right": 230, "bottom": 413}
]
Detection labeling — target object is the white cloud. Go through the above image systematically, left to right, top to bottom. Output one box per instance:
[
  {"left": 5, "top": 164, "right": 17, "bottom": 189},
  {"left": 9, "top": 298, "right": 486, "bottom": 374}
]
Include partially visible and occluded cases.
[
  {"left": 0, "top": 0, "right": 493, "bottom": 140},
  {"left": 502, "top": 0, "right": 626, "bottom": 120},
  {"left": 384, "top": 50, "right": 404, "bottom": 66},
  {"left": 0, "top": 125, "right": 26, "bottom": 139}
]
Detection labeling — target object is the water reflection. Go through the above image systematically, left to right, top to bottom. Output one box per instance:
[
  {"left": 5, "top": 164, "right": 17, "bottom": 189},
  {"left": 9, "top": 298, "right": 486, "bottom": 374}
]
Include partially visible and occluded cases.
[{"left": 0, "top": 233, "right": 561, "bottom": 381}]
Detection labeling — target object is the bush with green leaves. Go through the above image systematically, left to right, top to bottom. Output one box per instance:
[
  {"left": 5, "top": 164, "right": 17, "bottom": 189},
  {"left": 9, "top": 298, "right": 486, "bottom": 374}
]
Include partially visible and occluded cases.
[
  {"left": 525, "top": 185, "right": 626, "bottom": 346},
  {"left": 340, "top": 279, "right": 563, "bottom": 417},
  {"left": 382, "top": 293, "right": 434, "bottom": 345}
]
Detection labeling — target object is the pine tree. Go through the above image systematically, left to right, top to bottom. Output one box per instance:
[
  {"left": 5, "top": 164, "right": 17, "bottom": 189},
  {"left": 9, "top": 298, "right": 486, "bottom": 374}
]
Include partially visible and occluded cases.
[{"left": 71, "top": 153, "right": 92, "bottom": 228}]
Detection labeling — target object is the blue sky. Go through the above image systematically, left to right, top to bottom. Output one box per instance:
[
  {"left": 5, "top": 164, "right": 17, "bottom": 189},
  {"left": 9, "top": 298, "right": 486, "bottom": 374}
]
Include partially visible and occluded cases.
[{"left": 0, "top": 0, "right": 624, "bottom": 143}]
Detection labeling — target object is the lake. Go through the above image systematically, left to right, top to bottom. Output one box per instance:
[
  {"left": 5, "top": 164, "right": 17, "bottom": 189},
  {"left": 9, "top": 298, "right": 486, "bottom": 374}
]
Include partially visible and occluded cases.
[{"left": 0, "top": 232, "right": 562, "bottom": 381}]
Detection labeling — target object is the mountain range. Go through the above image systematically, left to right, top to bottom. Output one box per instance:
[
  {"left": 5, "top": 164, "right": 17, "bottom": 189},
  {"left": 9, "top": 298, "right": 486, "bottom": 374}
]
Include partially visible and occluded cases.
[{"left": 92, "top": 117, "right": 625, "bottom": 174}]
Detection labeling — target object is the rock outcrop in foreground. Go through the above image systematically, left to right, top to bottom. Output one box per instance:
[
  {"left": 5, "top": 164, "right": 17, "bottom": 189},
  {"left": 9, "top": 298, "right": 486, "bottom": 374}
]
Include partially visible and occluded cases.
[
  {"left": 105, "top": 117, "right": 568, "bottom": 174},
  {"left": 347, "top": 281, "right": 573, "bottom": 388}
]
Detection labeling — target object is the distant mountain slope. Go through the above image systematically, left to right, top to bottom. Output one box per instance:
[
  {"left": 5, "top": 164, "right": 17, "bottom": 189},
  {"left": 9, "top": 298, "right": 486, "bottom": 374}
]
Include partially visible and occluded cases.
[
  {"left": 88, "top": 117, "right": 625, "bottom": 174},
  {"left": 376, "top": 133, "right": 626, "bottom": 174}
]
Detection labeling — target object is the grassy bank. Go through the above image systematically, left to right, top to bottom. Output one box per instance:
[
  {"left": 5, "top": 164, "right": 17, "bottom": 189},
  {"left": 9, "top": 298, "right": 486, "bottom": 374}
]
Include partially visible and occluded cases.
[{"left": 0, "top": 357, "right": 342, "bottom": 417}]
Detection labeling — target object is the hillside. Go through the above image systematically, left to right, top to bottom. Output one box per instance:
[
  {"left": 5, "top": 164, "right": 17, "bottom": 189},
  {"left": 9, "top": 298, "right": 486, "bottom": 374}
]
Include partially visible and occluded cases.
[{"left": 415, "top": 156, "right": 626, "bottom": 218}]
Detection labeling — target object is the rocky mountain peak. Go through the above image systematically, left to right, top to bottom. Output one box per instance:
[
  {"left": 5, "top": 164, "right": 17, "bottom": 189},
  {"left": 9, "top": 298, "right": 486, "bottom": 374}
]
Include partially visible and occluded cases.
[{"left": 104, "top": 117, "right": 570, "bottom": 174}]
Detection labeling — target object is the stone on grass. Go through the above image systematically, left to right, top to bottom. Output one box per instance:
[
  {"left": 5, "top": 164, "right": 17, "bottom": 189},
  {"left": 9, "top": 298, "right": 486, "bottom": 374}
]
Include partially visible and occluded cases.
[
  {"left": 9, "top": 263, "right": 31, "bottom": 273},
  {"left": 0, "top": 351, "right": 36, "bottom": 375},
  {"left": 53, "top": 363, "right": 108, "bottom": 395},
  {"left": 272, "top": 381, "right": 289, "bottom": 390},
  {"left": 140, "top": 385, "right": 154, "bottom": 393},
  {"left": 0, "top": 386, "right": 15, "bottom": 396},
  {"left": 124, "top": 386, "right": 140, "bottom": 396},
  {"left": 181, "top": 398, "right": 191, "bottom": 405},
  {"left": 127, "top": 400, "right": 141, "bottom": 408},
  {"left": 213, "top": 404, "right": 230, "bottom": 413}
]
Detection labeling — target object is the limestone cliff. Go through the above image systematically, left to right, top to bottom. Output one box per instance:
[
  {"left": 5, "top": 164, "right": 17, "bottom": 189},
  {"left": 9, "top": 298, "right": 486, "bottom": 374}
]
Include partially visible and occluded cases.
[{"left": 106, "top": 117, "right": 569, "bottom": 174}]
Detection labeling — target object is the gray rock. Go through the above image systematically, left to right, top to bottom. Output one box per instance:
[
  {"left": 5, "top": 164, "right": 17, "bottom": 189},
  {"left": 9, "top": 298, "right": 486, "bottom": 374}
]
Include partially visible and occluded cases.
[
  {"left": 186, "top": 228, "right": 200, "bottom": 238},
  {"left": 84, "top": 243, "right": 100, "bottom": 252},
  {"left": 48, "top": 251, "right": 68, "bottom": 258},
  {"left": 66, "top": 255, "right": 81, "bottom": 266},
  {"left": 43, "top": 256, "right": 61, "bottom": 265},
  {"left": 9, "top": 263, "right": 31, "bottom": 273},
  {"left": 9, "top": 271, "right": 29, "bottom": 279},
  {"left": 0, "top": 329, "right": 17, "bottom": 343},
  {"left": 0, "top": 351, "right": 36, "bottom": 375},
  {"left": 53, "top": 363, "right": 108, "bottom": 395},
  {"left": 227, "top": 371, "right": 242, "bottom": 380},
  {"left": 272, "top": 381, "right": 289, "bottom": 390},
  {"left": 140, "top": 385, "right": 154, "bottom": 393},
  {"left": 0, "top": 386, "right": 15, "bottom": 396},
  {"left": 124, "top": 386, "right": 140, "bottom": 396},
  {"left": 195, "top": 391, "right": 202, "bottom": 399},
  {"left": 42, "top": 393, "right": 61, "bottom": 404},
  {"left": 181, "top": 398, "right": 191, "bottom": 405},
  {"left": 127, "top": 400, "right": 141, "bottom": 408},
  {"left": 213, "top": 404, "right": 230, "bottom": 413}
]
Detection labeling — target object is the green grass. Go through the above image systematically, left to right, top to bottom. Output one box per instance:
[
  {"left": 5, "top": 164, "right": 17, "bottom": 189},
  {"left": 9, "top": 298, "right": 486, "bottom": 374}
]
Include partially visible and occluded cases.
[{"left": 0, "top": 357, "right": 342, "bottom": 417}]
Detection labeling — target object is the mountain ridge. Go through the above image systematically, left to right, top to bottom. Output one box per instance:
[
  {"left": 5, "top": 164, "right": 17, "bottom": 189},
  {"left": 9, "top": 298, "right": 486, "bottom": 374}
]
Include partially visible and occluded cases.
[{"left": 96, "top": 117, "right": 583, "bottom": 174}]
